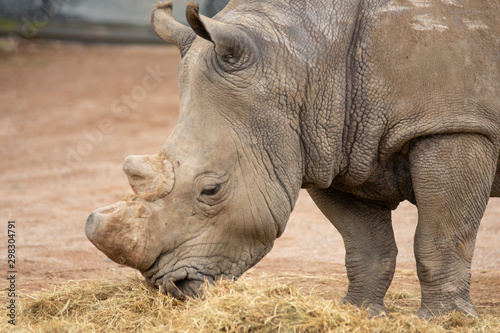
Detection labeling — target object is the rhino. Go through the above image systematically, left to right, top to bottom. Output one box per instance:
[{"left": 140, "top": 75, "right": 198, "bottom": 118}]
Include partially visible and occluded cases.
[{"left": 86, "top": 0, "right": 500, "bottom": 318}]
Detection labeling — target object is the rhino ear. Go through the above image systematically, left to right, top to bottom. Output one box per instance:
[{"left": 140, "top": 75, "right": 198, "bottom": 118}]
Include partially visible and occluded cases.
[
  {"left": 151, "top": 2, "right": 196, "bottom": 57},
  {"left": 185, "top": 3, "right": 256, "bottom": 62}
]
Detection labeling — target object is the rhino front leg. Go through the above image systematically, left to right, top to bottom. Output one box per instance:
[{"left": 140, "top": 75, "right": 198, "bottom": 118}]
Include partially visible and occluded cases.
[
  {"left": 409, "top": 133, "right": 497, "bottom": 319},
  {"left": 308, "top": 187, "right": 398, "bottom": 316}
]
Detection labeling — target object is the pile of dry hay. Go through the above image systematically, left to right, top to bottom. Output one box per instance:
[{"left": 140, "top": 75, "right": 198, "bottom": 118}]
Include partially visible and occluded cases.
[{"left": 1, "top": 275, "right": 498, "bottom": 332}]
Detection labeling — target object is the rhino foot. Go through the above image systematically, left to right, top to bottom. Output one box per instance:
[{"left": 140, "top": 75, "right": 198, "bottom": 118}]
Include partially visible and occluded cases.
[
  {"left": 342, "top": 297, "right": 388, "bottom": 318},
  {"left": 416, "top": 301, "right": 478, "bottom": 320},
  {"left": 366, "top": 304, "right": 389, "bottom": 318}
]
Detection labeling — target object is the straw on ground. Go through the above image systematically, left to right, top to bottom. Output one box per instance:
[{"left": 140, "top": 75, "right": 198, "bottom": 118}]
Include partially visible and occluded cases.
[{"left": 1, "top": 274, "right": 498, "bottom": 332}]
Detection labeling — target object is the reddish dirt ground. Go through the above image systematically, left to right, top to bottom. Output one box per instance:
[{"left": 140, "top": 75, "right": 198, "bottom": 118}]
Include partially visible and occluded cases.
[{"left": 1, "top": 41, "right": 499, "bottom": 315}]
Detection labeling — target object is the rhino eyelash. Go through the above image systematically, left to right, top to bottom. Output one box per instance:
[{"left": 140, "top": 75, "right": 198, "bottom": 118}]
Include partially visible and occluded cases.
[
  {"left": 212, "top": 52, "right": 246, "bottom": 75},
  {"left": 220, "top": 54, "right": 237, "bottom": 64},
  {"left": 215, "top": 55, "right": 236, "bottom": 73},
  {"left": 200, "top": 184, "right": 221, "bottom": 196}
]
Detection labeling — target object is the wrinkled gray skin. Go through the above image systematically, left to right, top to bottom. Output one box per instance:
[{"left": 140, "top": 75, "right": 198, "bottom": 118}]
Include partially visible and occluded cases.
[{"left": 86, "top": 0, "right": 500, "bottom": 318}]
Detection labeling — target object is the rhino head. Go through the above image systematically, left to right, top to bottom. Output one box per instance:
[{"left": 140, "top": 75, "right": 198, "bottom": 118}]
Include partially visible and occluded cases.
[{"left": 86, "top": 2, "right": 328, "bottom": 298}]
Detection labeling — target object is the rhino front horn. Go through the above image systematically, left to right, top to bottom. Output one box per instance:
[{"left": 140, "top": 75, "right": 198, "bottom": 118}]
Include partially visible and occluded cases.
[{"left": 122, "top": 151, "right": 175, "bottom": 201}]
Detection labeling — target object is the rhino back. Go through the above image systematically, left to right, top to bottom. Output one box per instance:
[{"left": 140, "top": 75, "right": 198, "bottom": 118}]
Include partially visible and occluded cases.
[{"left": 338, "top": 0, "right": 500, "bottom": 194}]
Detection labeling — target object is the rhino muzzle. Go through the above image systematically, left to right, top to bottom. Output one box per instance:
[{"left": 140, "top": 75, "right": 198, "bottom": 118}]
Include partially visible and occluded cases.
[
  {"left": 86, "top": 151, "right": 174, "bottom": 270},
  {"left": 85, "top": 199, "right": 162, "bottom": 270}
]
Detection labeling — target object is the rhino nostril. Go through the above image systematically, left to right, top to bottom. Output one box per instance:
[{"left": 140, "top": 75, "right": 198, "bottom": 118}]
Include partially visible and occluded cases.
[
  {"left": 85, "top": 213, "right": 98, "bottom": 239},
  {"left": 85, "top": 213, "right": 94, "bottom": 227}
]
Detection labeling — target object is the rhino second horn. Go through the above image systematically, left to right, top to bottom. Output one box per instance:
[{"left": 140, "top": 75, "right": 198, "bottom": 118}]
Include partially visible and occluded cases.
[
  {"left": 151, "top": 1, "right": 196, "bottom": 56},
  {"left": 122, "top": 151, "right": 175, "bottom": 201}
]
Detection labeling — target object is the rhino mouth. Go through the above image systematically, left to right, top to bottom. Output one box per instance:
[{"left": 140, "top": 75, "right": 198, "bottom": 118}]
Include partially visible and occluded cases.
[
  {"left": 143, "top": 264, "right": 216, "bottom": 300},
  {"left": 163, "top": 276, "right": 214, "bottom": 299}
]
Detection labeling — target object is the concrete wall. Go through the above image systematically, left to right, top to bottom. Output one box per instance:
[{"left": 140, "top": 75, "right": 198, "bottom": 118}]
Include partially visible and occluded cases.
[{"left": 0, "top": 0, "right": 229, "bottom": 43}]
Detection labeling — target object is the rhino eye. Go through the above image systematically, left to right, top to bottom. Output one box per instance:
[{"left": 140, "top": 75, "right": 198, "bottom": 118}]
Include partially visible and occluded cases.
[
  {"left": 220, "top": 53, "right": 236, "bottom": 64},
  {"left": 201, "top": 184, "right": 220, "bottom": 196}
]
